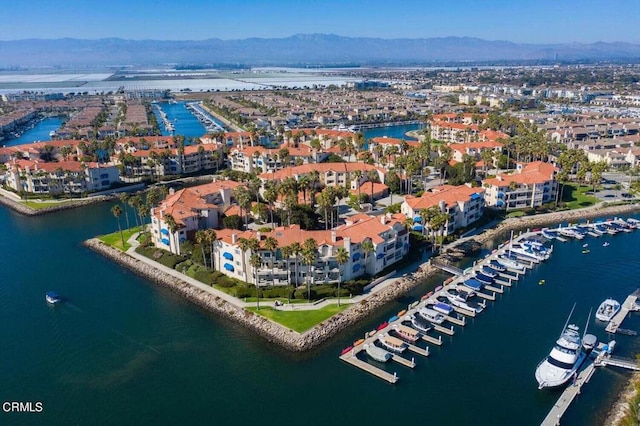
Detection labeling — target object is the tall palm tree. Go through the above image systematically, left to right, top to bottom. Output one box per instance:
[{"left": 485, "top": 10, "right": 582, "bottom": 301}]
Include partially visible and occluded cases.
[
  {"left": 263, "top": 182, "right": 278, "bottom": 226},
  {"left": 118, "top": 192, "right": 130, "bottom": 229},
  {"left": 128, "top": 195, "right": 143, "bottom": 229},
  {"left": 111, "top": 205, "right": 124, "bottom": 248},
  {"left": 163, "top": 213, "right": 179, "bottom": 254},
  {"left": 206, "top": 229, "right": 217, "bottom": 269},
  {"left": 196, "top": 230, "right": 207, "bottom": 267},
  {"left": 263, "top": 236, "right": 279, "bottom": 285},
  {"left": 237, "top": 237, "right": 252, "bottom": 287},
  {"left": 302, "top": 238, "right": 317, "bottom": 302},
  {"left": 361, "top": 239, "right": 374, "bottom": 275},
  {"left": 290, "top": 241, "right": 302, "bottom": 298},
  {"left": 280, "top": 244, "right": 293, "bottom": 303},
  {"left": 335, "top": 247, "right": 349, "bottom": 307},
  {"left": 249, "top": 253, "right": 263, "bottom": 310}
]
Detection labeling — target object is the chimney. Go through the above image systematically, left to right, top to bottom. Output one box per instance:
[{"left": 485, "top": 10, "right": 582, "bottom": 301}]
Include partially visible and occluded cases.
[
  {"left": 169, "top": 187, "right": 175, "bottom": 195},
  {"left": 439, "top": 200, "right": 446, "bottom": 212},
  {"left": 380, "top": 215, "right": 386, "bottom": 225},
  {"left": 256, "top": 231, "right": 262, "bottom": 241},
  {"left": 331, "top": 231, "right": 337, "bottom": 243},
  {"left": 231, "top": 233, "right": 238, "bottom": 244}
]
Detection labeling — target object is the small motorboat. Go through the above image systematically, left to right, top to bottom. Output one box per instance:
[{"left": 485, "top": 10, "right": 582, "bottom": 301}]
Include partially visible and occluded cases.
[
  {"left": 603, "top": 242, "right": 610, "bottom": 247},
  {"left": 582, "top": 243, "right": 589, "bottom": 248},
  {"left": 582, "top": 249, "right": 590, "bottom": 254},
  {"left": 539, "top": 279, "right": 545, "bottom": 285},
  {"left": 46, "top": 292, "right": 62, "bottom": 304},
  {"left": 595, "top": 298, "right": 621, "bottom": 322}
]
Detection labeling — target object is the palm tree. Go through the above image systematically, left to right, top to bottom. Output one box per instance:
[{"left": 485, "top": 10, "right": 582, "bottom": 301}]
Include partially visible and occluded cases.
[
  {"left": 263, "top": 182, "right": 278, "bottom": 225},
  {"left": 233, "top": 186, "right": 252, "bottom": 228},
  {"left": 118, "top": 192, "right": 130, "bottom": 229},
  {"left": 111, "top": 205, "right": 124, "bottom": 248},
  {"left": 163, "top": 213, "right": 180, "bottom": 254},
  {"left": 206, "top": 229, "right": 217, "bottom": 269},
  {"left": 196, "top": 230, "right": 208, "bottom": 267},
  {"left": 263, "top": 236, "right": 279, "bottom": 285},
  {"left": 302, "top": 238, "right": 317, "bottom": 302},
  {"left": 361, "top": 239, "right": 374, "bottom": 274},
  {"left": 290, "top": 241, "right": 302, "bottom": 300},
  {"left": 280, "top": 244, "right": 293, "bottom": 303},
  {"left": 335, "top": 247, "right": 349, "bottom": 307},
  {"left": 249, "top": 253, "right": 263, "bottom": 310}
]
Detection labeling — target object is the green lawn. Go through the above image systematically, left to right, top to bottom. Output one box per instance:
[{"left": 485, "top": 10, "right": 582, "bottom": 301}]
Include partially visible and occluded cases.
[
  {"left": 561, "top": 183, "right": 599, "bottom": 210},
  {"left": 22, "top": 200, "right": 71, "bottom": 210},
  {"left": 97, "top": 228, "right": 139, "bottom": 251},
  {"left": 247, "top": 304, "right": 350, "bottom": 332}
]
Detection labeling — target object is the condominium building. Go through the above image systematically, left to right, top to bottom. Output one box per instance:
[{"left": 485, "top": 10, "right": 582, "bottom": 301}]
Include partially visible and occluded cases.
[
  {"left": 4, "top": 160, "right": 120, "bottom": 195},
  {"left": 482, "top": 162, "right": 558, "bottom": 210},
  {"left": 150, "top": 180, "right": 243, "bottom": 254},
  {"left": 401, "top": 184, "right": 485, "bottom": 235},
  {"left": 212, "top": 213, "right": 409, "bottom": 286}
]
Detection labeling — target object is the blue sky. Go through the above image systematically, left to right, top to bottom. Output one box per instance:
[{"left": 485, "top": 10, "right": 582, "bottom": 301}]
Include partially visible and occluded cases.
[{"left": 2, "top": 0, "right": 639, "bottom": 43}]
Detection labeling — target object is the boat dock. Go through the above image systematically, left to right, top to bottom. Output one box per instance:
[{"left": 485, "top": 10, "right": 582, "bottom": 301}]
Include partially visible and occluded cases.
[
  {"left": 340, "top": 218, "right": 639, "bottom": 384},
  {"left": 605, "top": 292, "right": 639, "bottom": 334},
  {"left": 340, "top": 351, "right": 398, "bottom": 384},
  {"left": 540, "top": 358, "right": 597, "bottom": 426}
]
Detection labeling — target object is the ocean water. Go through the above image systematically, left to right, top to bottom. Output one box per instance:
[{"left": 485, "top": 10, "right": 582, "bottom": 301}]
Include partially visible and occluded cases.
[{"left": 1, "top": 201, "right": 639, "bottom": 425}]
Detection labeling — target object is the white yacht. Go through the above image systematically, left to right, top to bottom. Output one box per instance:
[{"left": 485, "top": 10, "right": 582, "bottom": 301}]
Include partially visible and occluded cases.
[
  {"left": 444, "top": 288, "right": 484, "bottom": 314},
  {"left": 595, "top": 298, "right": 620, "bottom": 322},
  {"left": 535, "top": 306, "right": 586, "bottom": 389},
  {"left": 417, "top": 307, "right": 446, "bottom": 325}
]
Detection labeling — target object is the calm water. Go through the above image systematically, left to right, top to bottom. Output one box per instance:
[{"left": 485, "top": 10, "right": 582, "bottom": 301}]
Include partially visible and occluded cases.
[
  {"left": 154, "top": 102, "right": 207, "bottom": 139},
  {"left": 2, "top": 117, "right": 63, "bottom": 147},
  {"left": 363, "top": 123, "right": 422, "bottom": 141},
  {"left": 1, "top": 202, "right": 640, "bottom": 425}
]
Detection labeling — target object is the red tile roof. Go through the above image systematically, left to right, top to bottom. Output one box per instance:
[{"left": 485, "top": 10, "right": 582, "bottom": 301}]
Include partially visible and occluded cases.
[{"left": 404, "top": 185, "right": 484, "bottom": 211}]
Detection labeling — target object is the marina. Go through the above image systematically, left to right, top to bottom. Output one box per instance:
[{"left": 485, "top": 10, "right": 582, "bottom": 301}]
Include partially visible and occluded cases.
[{"left": 340, "top": 217, "right": 640, "bottom": 397}]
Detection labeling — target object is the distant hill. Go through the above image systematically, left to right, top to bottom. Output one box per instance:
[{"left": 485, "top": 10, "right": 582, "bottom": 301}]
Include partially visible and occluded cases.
[{"left": 1, "top": 34, "right": 640, "bottom": 67}]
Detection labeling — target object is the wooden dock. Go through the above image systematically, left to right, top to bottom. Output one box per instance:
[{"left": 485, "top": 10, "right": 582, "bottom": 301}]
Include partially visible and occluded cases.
[
  {"left": 485, "top": 284, "right": 504, "bottom": 294},
  {"left": 474, "top": 291, "right": 496, "bottom": 301},
  {"left": 605, "top": 294, "right": 638, "bottom": 333},
  {"left": 443, "top": 313, "right": 466, "bottom": 325},
  {"left": 433, "top": 324, "right": 455, "bottom": 335},
  {"left": 421, "top": 334, "right": 442, "bottom": 346},
  {"left": 405, "top": 343, "right": 429, "bottom": 357},
  {"left": 340, "top": 353, "right": 398, "bottom": 384},
  {"left": 391, "top": 354, "right": 416, "bottom": 368},
  {"left": 540, "top": 358, "right": 597, "bottom": 426}
]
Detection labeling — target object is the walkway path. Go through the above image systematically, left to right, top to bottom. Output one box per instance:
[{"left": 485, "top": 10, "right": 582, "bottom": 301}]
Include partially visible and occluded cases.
[{"left": 124, "top": 232, "right": 429, "bottom": 312}]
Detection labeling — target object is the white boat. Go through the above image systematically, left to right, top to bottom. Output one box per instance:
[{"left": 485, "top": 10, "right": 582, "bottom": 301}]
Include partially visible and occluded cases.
[
  {"left": 603, "top": 242, "right": 610, "bottom": 247},
  {"left": 444, "top": 288, "right": 484, "bottom": 313},
  {"left": 45, "top": 292, "right": 62, "bottom": 304},
  {"left": 595, "top": 298, "right": 620, "bottom": 322},
  {"left": 535, "top": 305, "right": 587, "bottom": 389},
  {"left": 417, "top": 307, "right": 445, "bottom": 325},
  {"left": 408, "top": 314, "right": 432, "bottom": 332},
  {"left": 392, "top": 324, "right": 420, "bottom": 343},
  {"left": 378, "top": 334, "right": 407, "bottom": 353},
  {"left": 364, "top": 344, "right": 392, "bottom": 363}
]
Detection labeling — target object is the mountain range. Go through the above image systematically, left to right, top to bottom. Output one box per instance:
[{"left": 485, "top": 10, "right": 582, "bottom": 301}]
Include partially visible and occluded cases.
[{"left": 2, "top": 34, "right": 640, "bottom": 67}]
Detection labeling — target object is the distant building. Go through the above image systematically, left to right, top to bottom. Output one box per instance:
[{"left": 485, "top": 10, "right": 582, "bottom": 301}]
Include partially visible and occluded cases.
[{"left": 5, "top": 160, "right": 119, "bottom": 195}]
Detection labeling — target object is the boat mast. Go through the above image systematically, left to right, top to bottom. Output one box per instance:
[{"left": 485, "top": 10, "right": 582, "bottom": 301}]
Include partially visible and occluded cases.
[
  {"left": 561, "top": 303, "right": 577, "bottom": 334},
  {"left": 583, "top": 307, "right": 593, "bottom": 339}
]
